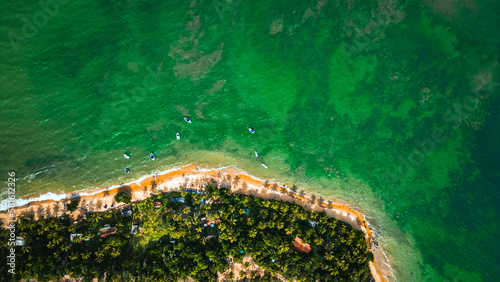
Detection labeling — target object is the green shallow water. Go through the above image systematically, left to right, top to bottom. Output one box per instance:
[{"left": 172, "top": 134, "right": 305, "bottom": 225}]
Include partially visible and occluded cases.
[{"left": 1, "top": 0, "right": 500, "bottom": 280}]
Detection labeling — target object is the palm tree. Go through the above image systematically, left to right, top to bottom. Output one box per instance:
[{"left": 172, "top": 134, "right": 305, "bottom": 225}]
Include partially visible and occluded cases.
[
  {"left": 285, "top": 226, "right": 295, "bottom": 235},
  {"left": 60, "top": 243, "right": 70, "bottom": 252},
  {"left": 21, "top": 245, "right": 31, "bottom": 254},
  {"left": 111, "top": 249, "right": 121, "bottom": 257},
  {"left": 82, "top": 252, "right": 91, "bottom": 260}
]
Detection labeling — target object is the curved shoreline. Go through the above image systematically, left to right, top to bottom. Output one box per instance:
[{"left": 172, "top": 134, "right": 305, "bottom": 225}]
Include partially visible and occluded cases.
[{"left": 0, "top": 164, "right": 393, "bottom": 281}]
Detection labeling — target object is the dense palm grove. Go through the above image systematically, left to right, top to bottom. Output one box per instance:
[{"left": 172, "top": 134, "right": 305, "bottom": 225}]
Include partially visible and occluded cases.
[{"left": 0, "top": 184, "right": 373, "bottom": 281}]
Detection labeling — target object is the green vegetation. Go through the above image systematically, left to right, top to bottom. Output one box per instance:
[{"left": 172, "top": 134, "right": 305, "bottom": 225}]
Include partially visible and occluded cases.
[
  {"left": 0, "top": 184, "right": 372, "bottom": 281},
  {"left": 114, "top": 191, "right": 131, "bottom": 204},
  {"left": 66, "top": 199, "right": 80, "bottom": 212}
]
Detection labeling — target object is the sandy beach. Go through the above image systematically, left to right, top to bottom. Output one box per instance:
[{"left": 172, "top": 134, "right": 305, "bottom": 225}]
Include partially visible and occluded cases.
[{"left": 1, "top": 164, "right": 393, "bottom": 281}]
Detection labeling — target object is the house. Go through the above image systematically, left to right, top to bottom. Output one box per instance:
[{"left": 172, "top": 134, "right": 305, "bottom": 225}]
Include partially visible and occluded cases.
[
  {"left": 185, "top": 189, "right": 204, "bottom": 194},
  {"left": 170, "top": 197, "right": 185, "bottom": 203},
  {"left": 153, "top": 201, "right": 162, "bottom": 208},
  {"left": 122, "top": 207, "right": 133, "bottom": 217},
  {"left": 243, "top": 208, "right": 251, "bottom": 215},
  {"left": 206, "top": 219, "right": 221, "bottom": 226},
  {"left": 308, "top": 220, "right": 318, "bottom": 228},
  {"left": 99, "top": 224, "right": 116, "bottom": 238},
  {"left": 131, "top": 225, "right": 138, "bottom": 235},
  {"left": 70, "top": 233, "right": 83, "bottom": 242},
  {"left": 292, "top": 236, "right": 311, "bottom": 253},
  {"left": 16, "top": 237, "right": 25, "bottom": 246}
]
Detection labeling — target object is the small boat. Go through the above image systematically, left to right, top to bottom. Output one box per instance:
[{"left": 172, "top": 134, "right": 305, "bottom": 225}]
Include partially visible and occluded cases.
[
  {"left": 184, "top": 117, "right": 192, "bottom": 123},
  {"left": 248, "top": 127, "right": 255, "bottom": 133},
  {"left": 176, "top": 132, "right": 180, "bottom": 140},
  {"left": 255, "top": 151, "right": 258, "bottom": 157},
  {"left": 124, "top": 153, "right": 131, "bottom": 159},
  {"left": 150, "top": 153, "right": 155, "bottom": 160},
  {"left": 261, "top": 162, "right": 268, "bottom": 169},
  {"left": 125, "top": 168, "right": 130, "bottom": 174}
]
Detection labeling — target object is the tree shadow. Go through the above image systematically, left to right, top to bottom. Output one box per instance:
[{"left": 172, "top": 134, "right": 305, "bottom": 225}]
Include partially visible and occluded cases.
[
  {"left": 233, "top": 175, "right": 240, "bottom": 186},
  {"left": 182, "top": 178, "right": 190, "bottom": 188},
  {"left": 117, "top": 185, "right": 133, "bottom": 195},
  {"left": 310, "top": 194, "right": 316, "bottom": 204},
  {"left": 95, "top": 199, "right": 103, "bottom": 210},
  {"left": 87, "top": 200, "right": 94, "bottom": 211},
  {"left": 53, "top": 203, "right": 61, "bottom": 217},
  {"left": 46, "top": 205, "right": 54, "bottom": 218},
  {"left": 35, "top": 206, "right": 43, "bottom": 219},
  {"left": 23, "top": 208, "right": 35, "bottom": 220}
]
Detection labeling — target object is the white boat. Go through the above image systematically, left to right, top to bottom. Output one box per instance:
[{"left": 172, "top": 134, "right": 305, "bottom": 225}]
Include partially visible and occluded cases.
[
  {"left": 184, "top": 117, "right": 192, "bottom": 123},
  {"left": 248, "top": 127, "right": 255, "bottom": 133},
  {"left": 176, "top": 132, "right": 180, "bottom": 140},
  {"left": 255, "top": 151, "right": 258, "bottom": 157},
  {"left": 124, "top": 153, "right": 131, "bottom": 159},
  {"left": 150, "top": 153, "right": 155, "bottom": 160},
  {"left": 261, "top": 162, "right": 268, "bottom": 169}
]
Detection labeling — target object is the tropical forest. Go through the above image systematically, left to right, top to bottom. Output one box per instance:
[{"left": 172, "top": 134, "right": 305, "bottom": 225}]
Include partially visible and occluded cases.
[{"left": 0, "top": 183, "right": 373, "bottom": 281}]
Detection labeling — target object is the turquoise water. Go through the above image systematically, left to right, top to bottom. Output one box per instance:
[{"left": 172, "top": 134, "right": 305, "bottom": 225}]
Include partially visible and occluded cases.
[{"left": 1, "top": 0, "right": 499, "bottom": 280}]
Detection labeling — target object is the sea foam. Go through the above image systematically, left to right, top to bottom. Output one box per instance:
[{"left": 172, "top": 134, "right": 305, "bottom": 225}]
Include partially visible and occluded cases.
[{"left": 0, "top": 163, "right": 238, "bottom": 211}]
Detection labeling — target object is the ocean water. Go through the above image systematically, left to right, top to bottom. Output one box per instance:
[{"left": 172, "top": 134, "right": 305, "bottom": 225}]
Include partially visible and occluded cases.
[{"left": 1, "top": 0, "right": 499, "bottom": 280}]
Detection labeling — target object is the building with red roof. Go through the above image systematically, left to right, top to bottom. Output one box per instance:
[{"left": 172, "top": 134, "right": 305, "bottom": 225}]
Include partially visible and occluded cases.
[
  {"left": 99, "top": 224, "right": 116, "bottom": 238},
  {"left": 292, "top": 236, "right": 311, "bottom": 253}
]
